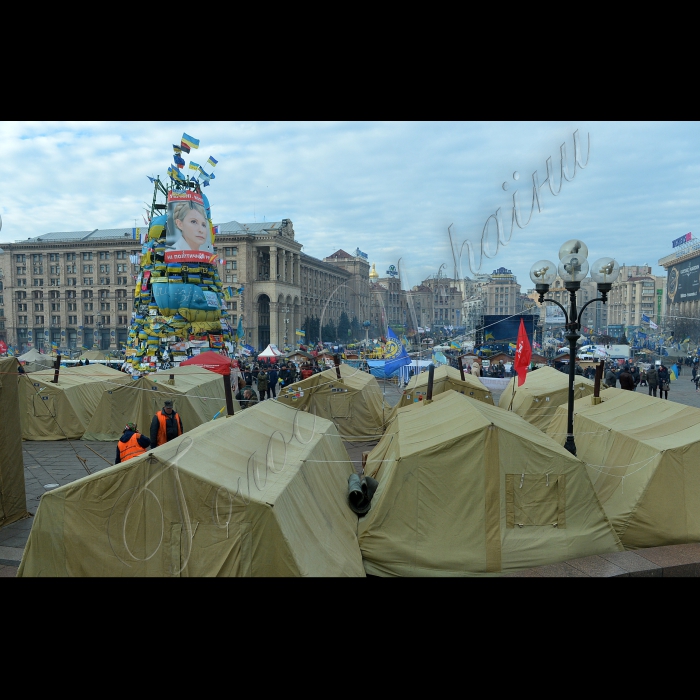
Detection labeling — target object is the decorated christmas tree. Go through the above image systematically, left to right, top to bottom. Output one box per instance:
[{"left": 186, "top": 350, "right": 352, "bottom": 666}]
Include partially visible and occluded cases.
[{"left": 125, "top": 134, "right": 238, "bottom": 370}]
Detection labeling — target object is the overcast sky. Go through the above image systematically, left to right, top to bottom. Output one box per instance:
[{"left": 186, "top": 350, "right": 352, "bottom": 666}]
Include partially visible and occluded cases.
[{"left": 2, "top": 121, "right": 698, "bottom": 293}]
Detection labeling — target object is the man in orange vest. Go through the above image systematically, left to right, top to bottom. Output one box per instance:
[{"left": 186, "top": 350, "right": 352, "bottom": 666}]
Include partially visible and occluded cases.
[
  {"left": 150, "top": 399, "right": 183, "bottom": 447},
  {"left": 115, "top": 422, "right": 151, "bottom": 463}
]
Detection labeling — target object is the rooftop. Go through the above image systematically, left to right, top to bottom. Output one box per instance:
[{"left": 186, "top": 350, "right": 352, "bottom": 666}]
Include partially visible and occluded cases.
[{"left": 15, "top": 220, "right": 291, "bottom": 244}]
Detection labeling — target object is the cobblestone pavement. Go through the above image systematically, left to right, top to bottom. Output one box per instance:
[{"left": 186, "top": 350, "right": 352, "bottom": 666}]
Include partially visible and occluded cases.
[{"left": 2, "top": 374, "right": 697, "bottom": 576}]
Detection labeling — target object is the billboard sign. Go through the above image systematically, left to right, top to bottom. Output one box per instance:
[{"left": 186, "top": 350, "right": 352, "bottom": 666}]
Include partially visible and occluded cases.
[
  {"left": 165, "top": 190, "right": 216, "bottom": 264},
  {"left": 672, "top": 232, "right": 692, "bottom": 248},
  {"left": 667, "top": 254, "right": 700, "bottom": 304}
]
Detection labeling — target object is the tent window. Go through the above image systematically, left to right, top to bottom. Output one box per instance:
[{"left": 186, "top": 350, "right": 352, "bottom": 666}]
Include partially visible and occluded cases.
[
  {"left": 32, "top": 393, "right": 55, "bottom": 417},
  {"left": 330, "top": 393, "right": 352, "bottom": 419},
  {"left": 505, "top": 474, "right": 566, "bottom": 529}
]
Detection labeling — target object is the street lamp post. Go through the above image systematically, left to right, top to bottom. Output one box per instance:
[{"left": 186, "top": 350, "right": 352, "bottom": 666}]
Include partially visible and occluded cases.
[{"left": 530, "top": 240, "right": 620, "bottom": 456}]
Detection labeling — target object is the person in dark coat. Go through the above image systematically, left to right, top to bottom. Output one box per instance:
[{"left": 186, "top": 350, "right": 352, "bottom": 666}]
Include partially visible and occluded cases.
[
  {"left": 657, "top": 365, "right": 670, "bottom": 400},
  {"left": 267, "top": 366, "right": 279, "bottom": 399},
  {"left": 605, "top": 366, "right": 618, "bottom": 388},
  {"left": 646, "top": 366, "right": 659, "bottom": 397},
  {"left": 257, "top": 369, "right": 269, "bottom": 400},
  {"left": 619, "top": 370, "right": 635, "bottom": 391},
  {"left": 150, "top": 399, "right": 184, "bottom": 447},
  {"left": 115, "top": 422, "right": 151, "bottom": 464}
]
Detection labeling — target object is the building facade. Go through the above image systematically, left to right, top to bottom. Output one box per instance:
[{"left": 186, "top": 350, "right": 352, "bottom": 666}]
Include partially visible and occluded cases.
[
  {"left": 0, "top": 219, "right": 368, "bottom": 352},
  {"left": 606, "top": 265, "right": 665, "bottom": 334}
]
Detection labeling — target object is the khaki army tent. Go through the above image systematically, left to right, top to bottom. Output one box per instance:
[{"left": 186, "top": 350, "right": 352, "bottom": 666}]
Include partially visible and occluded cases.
[
  {"left": 18, "top": 348, "right": 54, "bottom": 373},
  {"left": 78, "top": 350, "right": 111, "bottom": 361},
  {"left": 0, "top": 358, "right": 29, "bottom": 528},
  {"left": 276, "top": 363, "right": 391, "bottom": 439},
  {"left": 18, "top": 364, "right": 131, "bottom": 440},
  {"left": 389, "top": 365, "right": 493, "bottom": 420},
  {"left": 82, "top": 366, "right": 239, "bottom": 441},
  {"left": 498, "top": 366, "right": 596, "bottom": 432},
  {"left": 547, "top": 388, "right": 700, "bottom": 549},
  {"left": 358, "top": 391, "right": 622, "bottom": 576},
  {"left": 18, "top": 400, "right": 364, "bottom": 577}
]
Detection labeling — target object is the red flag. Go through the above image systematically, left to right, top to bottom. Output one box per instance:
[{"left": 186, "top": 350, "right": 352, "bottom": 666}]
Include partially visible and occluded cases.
[{"left": 514, "top": 319, "right": 532, "bottom": 387}]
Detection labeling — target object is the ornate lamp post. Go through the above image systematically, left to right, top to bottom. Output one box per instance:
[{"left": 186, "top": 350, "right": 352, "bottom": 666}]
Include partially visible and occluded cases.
[{"left": 530, "top": 239, "right": 620, "bottom": 456}]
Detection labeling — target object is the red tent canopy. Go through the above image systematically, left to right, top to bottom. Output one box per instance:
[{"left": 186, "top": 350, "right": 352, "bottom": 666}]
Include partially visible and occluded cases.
[{"left": 180, "top": 351, "right": 231, "bottom": 376}]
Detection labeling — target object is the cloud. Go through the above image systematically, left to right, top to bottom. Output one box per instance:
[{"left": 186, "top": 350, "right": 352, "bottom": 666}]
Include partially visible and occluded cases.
[{"left": 2, "top": 121, "right": 699, "bottom": 295}]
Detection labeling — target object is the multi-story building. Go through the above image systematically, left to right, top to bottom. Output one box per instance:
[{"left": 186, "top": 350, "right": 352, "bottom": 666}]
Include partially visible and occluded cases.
[
  {"left": 0, "top": 219, "right": 369, "bottom": 352},
  {"left": 659, "top": 241, "right": 697, "bottom": 332},
  {"left": 322, "top": 249, "right": 371, "bottom": 324},
  {"left": 368, "top": 263, "right": 408, "bottom": 336},
  {"left": 606, "top": 265, "right": 665, "bottom": 335},
  {"left": 483, "top": 267, "right": 520, "bottom": 316},
  {"left": 418, "top": 275, "right": 464, "bottom": 329}
]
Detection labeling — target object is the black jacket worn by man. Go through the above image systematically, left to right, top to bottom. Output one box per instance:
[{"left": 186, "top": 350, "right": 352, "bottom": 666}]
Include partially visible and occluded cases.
[{"left": 150, "top": 410, "right": 184, "bottom": 447}]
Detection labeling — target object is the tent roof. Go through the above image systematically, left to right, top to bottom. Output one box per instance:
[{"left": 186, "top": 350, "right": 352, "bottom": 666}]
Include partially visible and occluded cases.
[
  {"left": 258, "top": 344, "right": 283, "bottom": 357},
  {"left": 19, "top": 348, "right": 51, "bottom": 362},
  {"left": 79, "top": 350, "right": 110, "bottom": 361},
  {"left": 180, "top": 351, "right": 232, "bottom": 375},
  {"left": 23, "top": 363, "right": 129, "bottom": 391},
  {"left": 359, "top": 390, "right": 622, "bottom": 576},
  {"left": 19, "top": 400, "right": 365, "bottom": 577}
]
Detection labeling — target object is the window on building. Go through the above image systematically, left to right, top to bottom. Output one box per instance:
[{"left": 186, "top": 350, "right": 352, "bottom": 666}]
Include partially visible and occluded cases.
[
  {"left": 225, "top": 247, "right": 238, "bottom": 256},
  {"left": 99, "top": 251, "right": 110, "bottom": 260},
  {"left": 116, "top": 251, "right": 127, "bottom": 260},
  {"left": 82, "top": 252, "right": 93, "bottom": 260},
  {"left": 66, "top": 253, "right": 76, "bottom": 261},
  {"left": 15, "top": 254, "right": 26, "bottom": 263},
  {"left": 226, "top": 261, "right": 237, "bottom": 271},
  {"left": 100, "top": 264, "right": 110, "bottom": 273},
  {"left": 117, "top": 264, "right": 127, "bottom": 272},
  {"left": 83, "top": 265, "right": 93, "bottom": 273},
  {"left": 16, "top": 266, "right": 26, "bottom": 275},
  {"left": 226, "top": 275, "right": 238, "bottom": 284},
  {"left": 100, "top": 277, "right": 110, "bottom": 285},
  {"left": 117, "top": 277, "right": 128, "bottom": 285},
  {"left": 18, "top": 278, "right": 26, "bottom": 286},
  {"left": 67, "top": 278, "right": 77, "bottom": 286},
  {"left": 83, "top": 278, "right": 93, "bottom": 286},
  {"left": 33, "top": 279, "right": 44, "bottom": 287},
  {"left": 50, "top": 279, "right": 60, "bottom": 286},
  {"left": 82, "top": 290, "right": 93, "bottom": 298},
  {"left": 51, "top": 302, "right": 60, "bottom": 311},
  {"left": 68, "top": 302, "right": 77, "bottom": 311},
  {"left": 84, "top": 302, "right": 94, "bottom": 311},
  {"left": 100, "top": 302, "right": 111, "bottom": 311},
  {"left": 117, "top": 302, "right": 128, "bottom": 311},
  {"left": 17, "top": 303, "right": 27, "bottom": 312},
  {"left": 18, "top": 315, "right": 27, "bottom": 324},
  {"left": 51, "top": 315, "right": 60, "bottom": 325},
  {"left": 68, "top": 315, "right": 78, "bottom": 325},
  {"left": 85, "top": 315, "right": 94, "bottom": 325},
  {"left": 101, "top": 315, "right": 110, "bottom": 325},
  {"left": 118, "top": 315, "right": 128, "bottom": 325},
  {"left": 35, "top": 316, "right": 44, "bottom": 325}
]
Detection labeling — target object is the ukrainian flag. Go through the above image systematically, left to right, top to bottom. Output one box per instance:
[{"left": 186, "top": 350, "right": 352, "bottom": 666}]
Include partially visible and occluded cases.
[
  {"left": 182, "top": 133, "right": 200, "bottom": 149},
  {"left": 207, "top": 156, "right": 218, "bottom": 168},
  {"left": 189, "top": 161, "right": 201, "bottom": 171},
  {"left": 450, "top": 341, "right": 460, "bottom": 349},
  {"left": 670, "top": 364, "right": 679, "bottom": 381}
]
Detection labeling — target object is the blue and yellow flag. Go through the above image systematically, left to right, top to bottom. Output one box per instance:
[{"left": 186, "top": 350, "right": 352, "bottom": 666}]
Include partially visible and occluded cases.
[
  {"left": 182, "top": 133, "right": 200, "bottom": 150},
  {"left": 207, "top": 156, "right": 218, "bottom": 168},
  {"left": 188, "top": 161, "right": 201, "bottom": 171},
  {"left": 237, "top": 318, "right": 244, "bottom": 341},
  {"left": 485, "top": 331, "right": 495, "bottom": 341},
  {"left": 450, "top": 340, "right": 460, "bottom": 350},
  {"left": 670, "top": 364, "right": 679, "bottom": 381}
]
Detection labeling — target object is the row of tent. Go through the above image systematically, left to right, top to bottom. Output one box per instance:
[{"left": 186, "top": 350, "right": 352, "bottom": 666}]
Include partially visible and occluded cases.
[
  {"left": 10, "top": 358, "right": 700, "bottom": 575},
  {"left": 18, "top": 365, "right": 237, "bottom": 441}
]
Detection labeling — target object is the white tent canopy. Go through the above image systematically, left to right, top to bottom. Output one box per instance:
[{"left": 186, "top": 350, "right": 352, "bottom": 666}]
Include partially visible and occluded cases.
[{"left": 258, "top": 344, "right": 282, "bottom": 358}]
